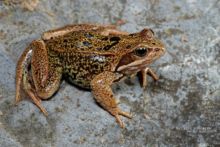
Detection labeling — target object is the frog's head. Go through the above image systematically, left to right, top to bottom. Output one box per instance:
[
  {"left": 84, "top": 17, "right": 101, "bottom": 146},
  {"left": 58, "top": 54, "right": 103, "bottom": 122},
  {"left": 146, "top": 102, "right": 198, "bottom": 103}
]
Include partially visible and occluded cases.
[{"left": 116, "top": 28, "right": 166, "bottom": 74}]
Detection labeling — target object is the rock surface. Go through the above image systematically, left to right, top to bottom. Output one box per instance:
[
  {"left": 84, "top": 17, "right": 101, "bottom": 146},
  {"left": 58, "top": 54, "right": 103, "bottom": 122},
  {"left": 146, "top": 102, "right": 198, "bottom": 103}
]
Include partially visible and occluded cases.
[{"left": 0, "top": 0, "right": 219, "bottom": 146}]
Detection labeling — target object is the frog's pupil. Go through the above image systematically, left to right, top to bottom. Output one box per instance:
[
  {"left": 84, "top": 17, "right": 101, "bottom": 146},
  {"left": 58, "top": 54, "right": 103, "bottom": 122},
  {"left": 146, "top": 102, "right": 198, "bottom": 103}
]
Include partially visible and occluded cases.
[{"left": 135, "top": 48, "right": 148, "bottom": 57}]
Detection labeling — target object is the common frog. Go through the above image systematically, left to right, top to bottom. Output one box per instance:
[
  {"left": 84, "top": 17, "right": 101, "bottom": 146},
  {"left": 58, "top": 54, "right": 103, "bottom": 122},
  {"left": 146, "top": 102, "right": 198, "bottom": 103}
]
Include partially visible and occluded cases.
[{"left": 15, "top": 24, "right": 165, "bottom": 128}]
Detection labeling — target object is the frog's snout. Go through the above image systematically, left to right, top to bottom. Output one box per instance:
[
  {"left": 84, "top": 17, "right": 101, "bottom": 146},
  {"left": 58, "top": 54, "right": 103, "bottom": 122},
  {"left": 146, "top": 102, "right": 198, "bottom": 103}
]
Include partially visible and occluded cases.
[
  {"left": 154, "top": 46, "right": 166, "bottom": 55},
  {"left": 161, "top": 47, "right": 166, "bottom": 54}
]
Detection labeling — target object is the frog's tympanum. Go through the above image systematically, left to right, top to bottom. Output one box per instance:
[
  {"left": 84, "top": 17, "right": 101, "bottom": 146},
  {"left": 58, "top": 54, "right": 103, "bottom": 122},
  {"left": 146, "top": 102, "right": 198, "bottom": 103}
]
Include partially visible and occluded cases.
[{"left": 15, "top": 24, "right": 165, "bottom": 128}]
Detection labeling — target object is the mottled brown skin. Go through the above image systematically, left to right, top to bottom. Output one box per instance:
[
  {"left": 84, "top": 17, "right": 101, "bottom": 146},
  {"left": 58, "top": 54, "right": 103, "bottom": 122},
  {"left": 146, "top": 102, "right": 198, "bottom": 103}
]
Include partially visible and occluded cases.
[{"left": 15, "top": 24, "right": 165, "bottom": 128}]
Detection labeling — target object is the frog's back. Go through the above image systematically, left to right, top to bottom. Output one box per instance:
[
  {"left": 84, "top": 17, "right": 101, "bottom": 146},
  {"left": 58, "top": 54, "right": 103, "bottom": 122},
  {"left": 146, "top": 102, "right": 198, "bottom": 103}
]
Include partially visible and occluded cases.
[
  {"left": 42, "top": 27, "right": 139, "bottom": 88},
  {"left": 45, "top": 29, "right": 132, "bottom": 55},
  {"left": 44, "top": 30, "right": 125, "bottom": 88}
]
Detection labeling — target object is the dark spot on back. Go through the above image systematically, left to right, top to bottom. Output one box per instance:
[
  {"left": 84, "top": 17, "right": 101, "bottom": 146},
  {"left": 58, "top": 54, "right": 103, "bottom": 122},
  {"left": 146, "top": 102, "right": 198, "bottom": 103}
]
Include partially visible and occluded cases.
[
  {"left": 85, "top": 33, "right": 93, "bottom": 38},
  {"left": 110, "top": 36, "right": 120, "bottom": 42},
  {"left": 101, "top": 37, "right": 108, "bottom": 41},
  {"left": 101, "top": 37, "right": 121, "bottom": 51},
  {"left": 63, "top": 39, "right": 68, "bottom": 43},
  {"left": 83, "top": 41, "right": 91, "bottom": 47},
  {"left": 103, "top": 41, "right": 119, "bottom": 51},
  {"left": 103, "top": 45, "right": 112, "bottom": 51},
  {"left": 126, "top": 45, "right": 131, "bottom": 49},
  {"left": 96, "top": 47, "right": 102, "bottom": 50},
  {"left": 93, "top": 64, "right": 98, "bottom": 69}
]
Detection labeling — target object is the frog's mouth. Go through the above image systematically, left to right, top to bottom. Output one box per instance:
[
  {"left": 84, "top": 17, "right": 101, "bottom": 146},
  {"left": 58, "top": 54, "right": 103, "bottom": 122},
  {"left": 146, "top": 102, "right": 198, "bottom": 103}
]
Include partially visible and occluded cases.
[
  {"left": 117, "top": 51, "right": 164, "bottom": 73},
  {"left": 116, "top": 58, "right": 152, "bottom": 74}
]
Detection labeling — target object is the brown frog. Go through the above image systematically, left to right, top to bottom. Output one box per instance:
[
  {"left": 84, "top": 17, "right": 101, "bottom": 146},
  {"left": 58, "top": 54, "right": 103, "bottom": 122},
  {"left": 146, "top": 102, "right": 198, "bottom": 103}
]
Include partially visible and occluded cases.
[{"left": 15, "top": 24, "right": 165, "bottom": 128}]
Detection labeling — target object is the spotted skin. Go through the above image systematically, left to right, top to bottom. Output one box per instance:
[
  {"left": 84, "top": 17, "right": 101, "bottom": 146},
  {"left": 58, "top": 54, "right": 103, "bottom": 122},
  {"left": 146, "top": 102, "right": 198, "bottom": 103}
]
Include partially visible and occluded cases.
[{"left": 62, "top": 53, "right": 114, "bottom": 88}]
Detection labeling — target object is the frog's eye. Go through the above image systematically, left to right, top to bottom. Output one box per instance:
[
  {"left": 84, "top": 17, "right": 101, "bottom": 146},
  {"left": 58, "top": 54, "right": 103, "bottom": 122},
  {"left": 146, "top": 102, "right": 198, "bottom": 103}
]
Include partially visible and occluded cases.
[{"left": 134, "top": 47, "right": 148, "bottom": 57}]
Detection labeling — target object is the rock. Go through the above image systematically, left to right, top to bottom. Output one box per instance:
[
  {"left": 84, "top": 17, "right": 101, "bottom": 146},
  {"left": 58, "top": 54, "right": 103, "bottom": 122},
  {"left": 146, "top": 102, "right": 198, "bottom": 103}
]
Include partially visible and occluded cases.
[{"left": 0, "top": 0, "right": 219, "bottom": 146}]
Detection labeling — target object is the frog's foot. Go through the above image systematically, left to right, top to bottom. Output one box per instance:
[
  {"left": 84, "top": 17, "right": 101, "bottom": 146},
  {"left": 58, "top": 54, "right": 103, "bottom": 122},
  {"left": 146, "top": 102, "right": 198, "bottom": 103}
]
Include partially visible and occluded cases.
[
  {"left": 17, "top": 39, "right": 62, "bottom": 115},
  {"left": 141, "top": 68, "right": 159, "bottom": 89},
  {"left": 91, "top": 71, "right": 132, "bottom": 128},
  {"left": 23, "top": 73, "right": 48, "bottom": 116},
  {"left": 25, "top": 88, "right": 48, "bottom": 116},
  {"left": 15, "top": 94, "right": 21, "bottom": 105},
  {"left": 110, "top": 108, "right": 132, "bottom": 128}
]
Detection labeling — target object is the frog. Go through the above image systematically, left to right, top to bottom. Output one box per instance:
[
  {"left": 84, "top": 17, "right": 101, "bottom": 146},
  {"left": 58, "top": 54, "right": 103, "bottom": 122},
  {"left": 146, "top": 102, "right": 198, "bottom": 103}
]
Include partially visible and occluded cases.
[{"left": 15, "top": 24, "right": 165, "bottom": 128}]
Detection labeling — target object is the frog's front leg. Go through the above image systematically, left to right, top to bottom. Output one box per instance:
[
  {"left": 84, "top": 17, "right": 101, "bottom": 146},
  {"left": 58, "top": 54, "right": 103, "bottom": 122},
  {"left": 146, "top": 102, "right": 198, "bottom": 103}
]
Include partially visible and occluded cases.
[
  {"left": 140, "top": 68, "right": 159, "bottom": 88},
  {"left": 91, "top": 71, "right": 132, "bottom": 128}
]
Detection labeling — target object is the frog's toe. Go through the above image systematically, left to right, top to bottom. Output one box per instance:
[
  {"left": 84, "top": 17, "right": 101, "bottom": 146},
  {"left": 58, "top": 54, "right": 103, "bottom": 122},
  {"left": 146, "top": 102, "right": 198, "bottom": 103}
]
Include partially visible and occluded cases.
[
  {"left": 30, "top": 94, "right": 48, "bottom": 116},
  {"left": 15, "top": 95, "right": 21, "bottom": 105},
  {"left": 113, "top": 108, "right": 132, "bottom": 128},
  {"left": 118, "top": 110, "right": 132, "bottom": 119},
  {"left": 115, "top": 115, "right": 125, "bottom": 128}
]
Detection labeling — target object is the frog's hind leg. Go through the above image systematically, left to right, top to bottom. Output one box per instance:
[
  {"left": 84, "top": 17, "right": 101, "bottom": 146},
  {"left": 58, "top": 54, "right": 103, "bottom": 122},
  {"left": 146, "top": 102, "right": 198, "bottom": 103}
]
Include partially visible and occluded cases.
[
  {"left": 15, "top": 40, "right": 48, "bottom": 115},
  {"left": 16, "top": 40, "right": 62, "bottom": 115},
  {"left": 30, "top": 40, "right": 62, "bottom": 115},
  {"left": 31, "top": 40, "right": 62, "bottom": 100},
  {"left": 15, "top": 42, "right": 33, "bottom": 104}
]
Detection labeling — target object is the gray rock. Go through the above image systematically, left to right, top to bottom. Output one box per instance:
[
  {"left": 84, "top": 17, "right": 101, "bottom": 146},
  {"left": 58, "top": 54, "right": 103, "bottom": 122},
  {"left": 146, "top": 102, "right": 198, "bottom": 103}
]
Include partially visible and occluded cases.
[{"left": 0, "top": 0, "right": 219, "bottom": 146}]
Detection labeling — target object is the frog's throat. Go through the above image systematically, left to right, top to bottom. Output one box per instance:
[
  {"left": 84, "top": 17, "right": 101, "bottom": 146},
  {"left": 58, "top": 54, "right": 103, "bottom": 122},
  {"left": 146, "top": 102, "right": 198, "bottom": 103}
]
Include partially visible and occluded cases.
[{"left": 116, "top": 58, "right": 152, "bottom": 72}]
